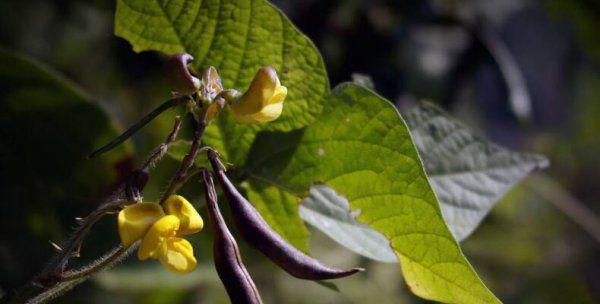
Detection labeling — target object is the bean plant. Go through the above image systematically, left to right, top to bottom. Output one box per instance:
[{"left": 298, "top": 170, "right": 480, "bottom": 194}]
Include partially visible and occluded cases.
[{"left": 2, "top": 1, "right": 550, "bottom": 303}]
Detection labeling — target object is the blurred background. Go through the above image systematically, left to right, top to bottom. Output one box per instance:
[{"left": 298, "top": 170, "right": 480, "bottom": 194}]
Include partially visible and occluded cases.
[{"left": 1, "top": 0, "right": 599, "bottom": 303}]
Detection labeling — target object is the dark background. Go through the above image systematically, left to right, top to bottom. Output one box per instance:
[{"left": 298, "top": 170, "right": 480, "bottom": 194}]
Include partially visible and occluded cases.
[{"left": 1, "top": 0, "right": 599, "bottom": 303}]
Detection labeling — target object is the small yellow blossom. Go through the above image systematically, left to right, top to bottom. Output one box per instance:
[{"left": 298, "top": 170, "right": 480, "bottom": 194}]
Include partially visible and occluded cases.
[
  {"left": 227, "top": 66, "right": 287, "bottom": 124},
  {"left": 205, "top": 100, "right": 224, "bottom": 123},
  {"left": 117, "top": 195, "right": 202, "bottom": 274}
]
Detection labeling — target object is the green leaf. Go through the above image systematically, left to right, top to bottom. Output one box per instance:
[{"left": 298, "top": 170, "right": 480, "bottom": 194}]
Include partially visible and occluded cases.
[
  {"left": 115, "top": 0, "right": 329, "bottom": 163},
  {"left": 0, "top": 47, "right": 131, "bottom": 195},
  {"left": 0, "top": 48, "right": 132, "bottom": 281},
  {"left": 244, "top": 83, "right": 500, "bottom": 303},
  {"left": 404, "top": 102, "right": 549, "bottom": 241},
  {"left": 299, "top": 103, "right": 549, "bottom": 262}
]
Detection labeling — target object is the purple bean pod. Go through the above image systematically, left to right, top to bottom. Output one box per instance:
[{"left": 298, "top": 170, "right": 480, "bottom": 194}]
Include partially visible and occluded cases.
[
  {"left": 208, "top": 151, "right": 363, "bottom": 280},
  {"left": 201, "top": 168, "right": 262, "bottom": 304}
]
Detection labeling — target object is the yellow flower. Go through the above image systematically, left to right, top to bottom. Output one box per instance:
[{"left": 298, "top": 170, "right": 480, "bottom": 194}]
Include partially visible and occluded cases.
[
  {"left": 227, "top": 66, "right": 287, "bottom": 124},
  {"left": 117, "top": 195, "right": 202, "bottom": 274}
]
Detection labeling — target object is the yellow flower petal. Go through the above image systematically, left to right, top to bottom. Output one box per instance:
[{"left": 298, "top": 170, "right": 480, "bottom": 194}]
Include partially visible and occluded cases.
[
  {"left": 228, "top": 66, "right": 287, "bottom": 124},
  {"left": 268, "top": 84, "right": 287, "bottom": 105},
  {"left": 234, "top": 102, "right": 283, "bottom": 124},
  {"left": 164, "top": 195, "right": 204, "bottom": 236},
  {"left": 118, "top": 203, "right": 165, "bottom": 247},
  {"left": 138, "top": 215, "right": 180, "bottom": 260},
  {"left": 158, "top": 237, "right": 197, "bottom": 274}
]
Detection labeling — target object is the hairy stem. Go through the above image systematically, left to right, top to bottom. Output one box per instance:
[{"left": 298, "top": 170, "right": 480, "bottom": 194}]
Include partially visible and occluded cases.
[
  {"left": 6, "top": 118, "right": 183, "bottom": 304},
  {"left": 159, "top": 119, "right": 207, "bottom": 204},
  {"left": 26, "top": 246, "right": 137, "bottom": 304},
  {"left": 61, "top": 246, "right": 128, "bottom": 281}
]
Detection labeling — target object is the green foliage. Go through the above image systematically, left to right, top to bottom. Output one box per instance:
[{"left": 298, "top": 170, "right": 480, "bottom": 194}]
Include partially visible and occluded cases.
[
  {"left": 115, "top": 0, "right": 329, "bottom": 164},
  {"left": 112, "top": 1, "right": 559, "bottom": 302},
  {"left": 0, "top": 47, "right": 131, "bottom": 282},
  {"left": 0, "top": 47, "right": 131, "bottom": 205},
  {"left": 243, "top": 84, "right": 499, "bottom": 303},
  {"left": 297, "top": 102, "right": 548, "bottom": 265}
]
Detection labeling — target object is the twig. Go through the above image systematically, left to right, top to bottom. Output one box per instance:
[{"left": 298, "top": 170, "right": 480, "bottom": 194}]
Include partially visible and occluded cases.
[
  {"left": 88, "top": 97, "right": 183, "bottom": 158},
  {"left": 141, "top": 116, "right": 182, "bottom": 169},
  {"left": 6, "top": 118, "right": 184, "bottom": 304},
  {"left": 159, "top": 119, "right": 207, "bottom": 204},
  {"left": 170, "top": 165, "right": 204, "bottom": 195},
  {"left": 527, "top": 174, "right": 600, "bottom": 245},
  {"left": 25, "top": 246, "right": 137, "bottom": 304},
  {"left": 61, "top": 246, "right": 127, "bottom": 281}
]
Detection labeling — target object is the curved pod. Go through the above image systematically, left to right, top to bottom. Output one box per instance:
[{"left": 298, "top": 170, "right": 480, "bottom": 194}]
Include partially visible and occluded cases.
[
  {"left": 208, "top": 153, "right": 362, "bottom": 280},
  {"left": 201, "top": 169, "right": 262, "bottom": 304}
]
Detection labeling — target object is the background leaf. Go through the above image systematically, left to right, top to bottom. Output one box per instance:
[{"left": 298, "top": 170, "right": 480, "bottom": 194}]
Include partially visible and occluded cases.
[
  {"left": 115, "top": 0, "right": 329, "bottom": 164},
  {"left": 0, "top": 48, "right": 132, "bottom": 287},
  {"left": 243, "top": 83, "right": 500, "bottom": 304},
  {"left": 404, "top": 102, "right": 549, "bottom": 241}
]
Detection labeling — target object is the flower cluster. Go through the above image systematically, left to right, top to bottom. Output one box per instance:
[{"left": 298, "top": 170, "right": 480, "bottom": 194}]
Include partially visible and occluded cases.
[
  {"left": 167, "top": 54, "right": 287, "bottom": 125},
  {"left": 118, "top": 195, "right": 203, "bottom": 274}
]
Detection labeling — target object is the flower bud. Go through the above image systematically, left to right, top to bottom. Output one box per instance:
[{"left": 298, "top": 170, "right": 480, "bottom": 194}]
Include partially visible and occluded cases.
[{"left": 166, "top": 53, "right": 201, "bottom": 94}]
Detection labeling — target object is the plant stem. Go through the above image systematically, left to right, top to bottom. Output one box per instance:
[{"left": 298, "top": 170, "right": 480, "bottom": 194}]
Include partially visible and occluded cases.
[
  {"left": 141, "top": 116, "right": 182, "bottom": 169},
  {"left": 6, "top": 118, "right": 183, "bottom": 304},
  {"left": 159, "top": 119, "right": 207, "bottom": 204},
  {"left": 26, "top": 246, "right": 137, "bottom": 304},
  {"left": 61, "top": 246, "right": 128, "bottom": 281}
]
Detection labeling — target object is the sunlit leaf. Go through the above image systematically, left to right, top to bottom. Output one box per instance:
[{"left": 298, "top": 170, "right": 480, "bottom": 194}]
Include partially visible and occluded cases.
[
  {"left": 244, "top": 83, "right": 500, "bottom": 304},
  {"left": 297, "top": 102, "right": 548, "bottom": 264}
]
